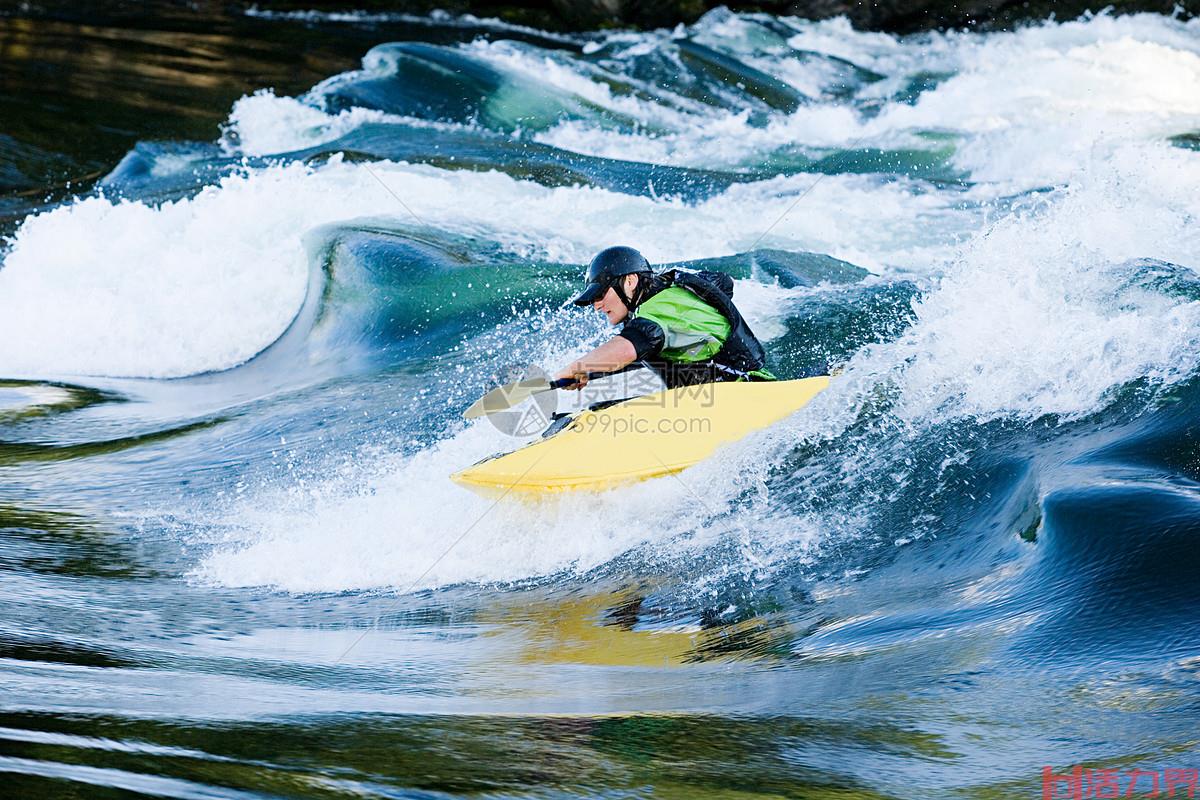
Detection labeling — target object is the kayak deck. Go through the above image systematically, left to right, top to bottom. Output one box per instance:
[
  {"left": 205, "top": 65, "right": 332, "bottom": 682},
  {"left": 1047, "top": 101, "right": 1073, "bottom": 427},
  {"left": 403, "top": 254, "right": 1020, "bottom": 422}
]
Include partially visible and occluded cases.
[{"left": 451, "top": 376, "right": 830, "bottom": 496}]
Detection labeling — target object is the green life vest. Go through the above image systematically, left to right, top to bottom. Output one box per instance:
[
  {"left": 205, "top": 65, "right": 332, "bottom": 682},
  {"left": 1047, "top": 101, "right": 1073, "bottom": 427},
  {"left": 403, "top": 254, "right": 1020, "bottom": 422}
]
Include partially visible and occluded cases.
[{"left": 632, "top": 285, "right": 731, "bottom": 363}]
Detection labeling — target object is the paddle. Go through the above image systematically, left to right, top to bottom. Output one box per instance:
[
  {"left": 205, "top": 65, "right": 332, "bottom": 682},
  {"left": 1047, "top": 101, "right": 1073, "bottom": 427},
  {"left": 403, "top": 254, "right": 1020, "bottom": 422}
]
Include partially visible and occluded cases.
[{"left": 462, "top": 372, "right": 619, "bottom": 420}]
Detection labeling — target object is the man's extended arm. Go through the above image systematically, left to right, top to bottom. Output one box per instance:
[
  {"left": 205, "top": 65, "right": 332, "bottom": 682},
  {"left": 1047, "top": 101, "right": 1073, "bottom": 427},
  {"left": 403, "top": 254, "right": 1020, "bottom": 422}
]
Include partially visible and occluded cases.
[{"left": 555, "top": 336, "right": 638, "bottom": 388}]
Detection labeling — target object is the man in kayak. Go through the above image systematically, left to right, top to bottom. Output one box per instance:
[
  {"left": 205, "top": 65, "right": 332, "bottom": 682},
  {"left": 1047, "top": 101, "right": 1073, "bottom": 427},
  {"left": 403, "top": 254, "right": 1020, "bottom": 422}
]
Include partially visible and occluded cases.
[{"left": 556, "top": 246, "right": 774, "bottom": 390}]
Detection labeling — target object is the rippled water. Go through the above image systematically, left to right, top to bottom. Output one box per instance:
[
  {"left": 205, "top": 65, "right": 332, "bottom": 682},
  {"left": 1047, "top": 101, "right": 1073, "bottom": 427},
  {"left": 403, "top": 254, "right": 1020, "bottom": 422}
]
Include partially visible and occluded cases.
[{"left": 2, "top": 7, "right": 1200, "bottom": 798}]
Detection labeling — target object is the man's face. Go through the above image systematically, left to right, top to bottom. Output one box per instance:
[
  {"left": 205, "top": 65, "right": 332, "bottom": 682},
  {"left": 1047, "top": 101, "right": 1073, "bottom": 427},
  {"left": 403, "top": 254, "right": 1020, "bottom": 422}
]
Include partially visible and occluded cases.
[{"left": 593, "top": 274, "right": 637, "bottom": 325}]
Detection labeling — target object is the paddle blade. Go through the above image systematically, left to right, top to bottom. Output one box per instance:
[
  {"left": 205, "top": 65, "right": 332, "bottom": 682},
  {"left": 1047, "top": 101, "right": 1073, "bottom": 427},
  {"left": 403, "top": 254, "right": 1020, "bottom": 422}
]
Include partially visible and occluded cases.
[{"left": 463, "top": 377, "right": 554, "bottom": 419}]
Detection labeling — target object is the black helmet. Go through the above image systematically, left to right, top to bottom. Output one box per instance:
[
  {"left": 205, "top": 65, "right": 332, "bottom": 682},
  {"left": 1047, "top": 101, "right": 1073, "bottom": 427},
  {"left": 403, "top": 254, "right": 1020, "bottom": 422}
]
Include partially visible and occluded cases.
[{"left": 571, "top": 246, "right": 652, "bottom": 307}]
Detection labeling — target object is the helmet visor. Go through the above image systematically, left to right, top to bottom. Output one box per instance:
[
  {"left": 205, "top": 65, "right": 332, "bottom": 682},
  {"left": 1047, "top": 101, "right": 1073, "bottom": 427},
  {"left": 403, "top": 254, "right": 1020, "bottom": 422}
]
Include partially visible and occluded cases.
[{"left": 571, "top": 280, "right": 609, "bottom": 307}]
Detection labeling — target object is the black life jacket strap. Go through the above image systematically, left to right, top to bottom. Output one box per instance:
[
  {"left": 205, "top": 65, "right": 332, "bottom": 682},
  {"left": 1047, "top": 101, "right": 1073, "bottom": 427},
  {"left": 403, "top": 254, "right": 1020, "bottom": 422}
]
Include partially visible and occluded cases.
[
  {"left": 658, "top": 269, "right": 767, "bottom": 372},
  {"left": 614, "top": 272, "right": 655, "bottom": 311}
]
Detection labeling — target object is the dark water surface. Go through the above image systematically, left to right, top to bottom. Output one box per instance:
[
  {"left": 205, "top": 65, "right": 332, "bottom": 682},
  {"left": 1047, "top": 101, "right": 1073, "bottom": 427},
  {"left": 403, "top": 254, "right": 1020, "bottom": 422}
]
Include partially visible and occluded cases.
[{"left": 2, "top": 6, "right": 1200, "bottom": 799}]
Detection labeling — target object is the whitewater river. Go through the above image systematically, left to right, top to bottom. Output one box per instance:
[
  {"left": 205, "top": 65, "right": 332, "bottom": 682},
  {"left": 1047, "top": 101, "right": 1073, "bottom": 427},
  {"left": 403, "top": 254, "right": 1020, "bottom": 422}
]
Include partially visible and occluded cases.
[{"left": 2, "top": 7, "right": 1200, "bottom": 797}]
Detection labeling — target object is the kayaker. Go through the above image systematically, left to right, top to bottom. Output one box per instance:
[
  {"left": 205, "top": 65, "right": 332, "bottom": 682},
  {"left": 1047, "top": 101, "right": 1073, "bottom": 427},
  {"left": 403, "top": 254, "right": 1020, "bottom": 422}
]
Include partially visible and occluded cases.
[{"left": 556, "top": 246, "right": 775, "bottom": 390}]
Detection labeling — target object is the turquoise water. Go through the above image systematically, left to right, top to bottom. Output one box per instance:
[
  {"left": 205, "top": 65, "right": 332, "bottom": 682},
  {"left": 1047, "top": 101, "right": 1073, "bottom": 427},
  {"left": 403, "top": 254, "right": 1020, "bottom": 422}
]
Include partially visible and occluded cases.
[{"left": 2, "top": 7, "right": 1200, "bottom": 798}]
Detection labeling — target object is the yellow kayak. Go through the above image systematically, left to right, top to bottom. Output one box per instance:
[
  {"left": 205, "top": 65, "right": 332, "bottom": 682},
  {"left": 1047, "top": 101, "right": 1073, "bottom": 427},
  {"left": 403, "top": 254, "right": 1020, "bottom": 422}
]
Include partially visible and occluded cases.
[{"left": 452, "top": 376, "right": 829, "bottom": 496}]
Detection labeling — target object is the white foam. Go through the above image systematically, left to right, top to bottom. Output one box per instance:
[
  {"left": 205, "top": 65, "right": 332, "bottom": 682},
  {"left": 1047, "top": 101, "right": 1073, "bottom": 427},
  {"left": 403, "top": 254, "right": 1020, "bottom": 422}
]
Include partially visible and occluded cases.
[
  {"left": 221, "top": 11, "right": 1200, "bottom": 199},
  {"left": 534, "top": 12, "right": 1200, "bottom": 192},
  {"left": 871, "top": 31, "right": 1200, "bottom": 187},
  {"left": 220, "top": 90, "right": 428, "bottom": 157},
  {"left": 839, "top": 143, "right": 1200, "bottom": 425},
  {"left": 0, "top": 154, "right": 963, "bottom": 378},
  {"left": 0, "top": 174, "right": 307, "bottom": 379},
  {"left": 0, "top": 383, "right": 73, "bottom": 414},
  {"left": 196, "top": 421, "right": 747, "bottom": 593}
]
